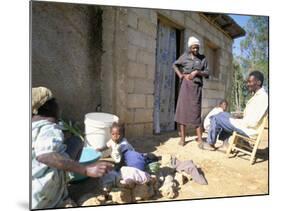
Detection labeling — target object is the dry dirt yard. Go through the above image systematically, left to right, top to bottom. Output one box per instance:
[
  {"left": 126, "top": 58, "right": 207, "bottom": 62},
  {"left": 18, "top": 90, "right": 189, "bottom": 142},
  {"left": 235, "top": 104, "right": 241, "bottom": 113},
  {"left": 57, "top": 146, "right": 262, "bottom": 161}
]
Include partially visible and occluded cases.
[{"left": 68, "top": 128, "right": 268, "bottom": 206}]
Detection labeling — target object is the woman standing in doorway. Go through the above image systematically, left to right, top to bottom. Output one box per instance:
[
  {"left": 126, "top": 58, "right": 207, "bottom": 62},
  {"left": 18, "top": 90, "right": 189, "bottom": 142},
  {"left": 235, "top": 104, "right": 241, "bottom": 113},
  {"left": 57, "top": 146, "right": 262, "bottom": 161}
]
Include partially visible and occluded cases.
[{"left": 172, "top": 36, "right": 209, "bottom": 146}]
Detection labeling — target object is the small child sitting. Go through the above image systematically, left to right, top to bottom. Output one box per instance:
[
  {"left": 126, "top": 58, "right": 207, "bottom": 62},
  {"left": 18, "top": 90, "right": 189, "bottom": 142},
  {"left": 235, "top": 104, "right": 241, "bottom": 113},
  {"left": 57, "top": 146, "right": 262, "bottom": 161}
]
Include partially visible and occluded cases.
[
  {"left": 203, "top": 99, "right": 228, "bottom": 132},
  {"left": 98, "top": 122, "right": 158, "bottom": 171},
  {"left": 100, "top": 122, "right": 158, "bottom": 191},
  {"left": 106, "top": 122, "right": 135, "bottom": 164}
]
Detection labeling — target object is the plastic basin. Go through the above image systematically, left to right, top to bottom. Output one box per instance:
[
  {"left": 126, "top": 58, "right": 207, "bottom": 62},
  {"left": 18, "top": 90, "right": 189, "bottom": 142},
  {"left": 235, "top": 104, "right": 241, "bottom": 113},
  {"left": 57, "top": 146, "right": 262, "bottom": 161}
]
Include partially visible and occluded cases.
[{"left": 70, "top": 147, "right": 102, "bottom": 182}]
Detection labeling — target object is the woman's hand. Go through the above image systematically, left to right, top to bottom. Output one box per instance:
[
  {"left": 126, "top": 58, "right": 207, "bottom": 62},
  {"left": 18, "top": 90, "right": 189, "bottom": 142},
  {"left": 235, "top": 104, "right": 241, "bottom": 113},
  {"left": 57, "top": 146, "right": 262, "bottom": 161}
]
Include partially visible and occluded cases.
[
  {"left": 189, "top": 70, "right": 198, "bottom": 79},
  {"left": 183, "top": 74, "right": 191, "bottom": 80},
  {"left": 85, "top": 161, "right": 114, "bottom": 177}
]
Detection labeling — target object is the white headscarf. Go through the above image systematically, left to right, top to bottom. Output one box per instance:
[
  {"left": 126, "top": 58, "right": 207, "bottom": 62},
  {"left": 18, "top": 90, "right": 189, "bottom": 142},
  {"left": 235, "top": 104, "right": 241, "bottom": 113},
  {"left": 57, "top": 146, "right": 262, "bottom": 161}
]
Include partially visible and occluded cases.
[{"left": 188, "top": 36, "right": 200, "bottom": 48}]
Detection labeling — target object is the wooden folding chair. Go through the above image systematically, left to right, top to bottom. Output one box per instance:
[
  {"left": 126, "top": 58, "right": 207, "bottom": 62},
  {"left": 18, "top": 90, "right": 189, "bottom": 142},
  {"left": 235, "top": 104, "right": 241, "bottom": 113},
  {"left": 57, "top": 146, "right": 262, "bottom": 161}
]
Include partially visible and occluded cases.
[{"left": 226, "top": 113, "right": 268, "bottom": 165}]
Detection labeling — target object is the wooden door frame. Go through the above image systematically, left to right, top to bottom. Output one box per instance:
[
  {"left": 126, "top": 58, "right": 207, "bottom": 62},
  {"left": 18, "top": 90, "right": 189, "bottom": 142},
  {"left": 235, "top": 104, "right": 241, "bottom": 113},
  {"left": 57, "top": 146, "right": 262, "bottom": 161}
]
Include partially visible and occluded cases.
[{"left": 154, "top": 14, "right": 185, "bottom": 133}]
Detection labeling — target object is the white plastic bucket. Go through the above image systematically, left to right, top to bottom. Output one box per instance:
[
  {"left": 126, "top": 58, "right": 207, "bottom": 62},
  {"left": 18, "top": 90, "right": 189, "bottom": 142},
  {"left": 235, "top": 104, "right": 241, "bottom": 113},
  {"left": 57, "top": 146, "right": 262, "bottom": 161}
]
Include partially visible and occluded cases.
[{"left": 84, "top": 112, "right": 119, "bottom": 149}]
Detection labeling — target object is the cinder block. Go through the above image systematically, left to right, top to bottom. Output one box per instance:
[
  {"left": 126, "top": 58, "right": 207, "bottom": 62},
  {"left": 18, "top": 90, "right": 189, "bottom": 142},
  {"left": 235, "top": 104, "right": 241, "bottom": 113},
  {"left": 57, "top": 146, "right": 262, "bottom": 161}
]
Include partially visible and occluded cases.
[
  {"left": 131, "top": 8, "right": 151, "bottom": 20},
  {"left": 150, "top": 10, "right": 157, "bottom": 24},
  {"left": 128, "top": 11, "right": 138, "bottom": 28},
  {"left": 138, "top": 18, "right": 157, "bottom": 37},
  {"left": 128, "top": 28, "right": 146, "bottom": 48},
  {"left": 145, "top": 37, "right": 157, "bottom": 54},
  {"left": 128, "top": 44, "right": 138, "bottom": 62},
  {"left": 137, "top": 50, "right": 155, "bottom": 66},
  {"left": 128, "top": 61, "right": 146, "bottom": 78},
  {"left": 146, "top": 64, "right": 156, "bottom": 80},
  {"left": 127, "top": 78, "right": 134, "bottom": 93},
  {"left": 134, "top": 79, "right": 154, "bottom": 94},
  {"left": 203, "top": 89, "right": 225, "bottom": 99},
  {"left": 127, "top": 94, "right": 146, "bottom": 108},
  {"left": 146, "top": 94, "right": 154, "bottom": 108},
  {"left": 202, "top": 98, "right": 217, "bottom": 108},
  {"left": 202, "top": 107, "right": 212, "bottom": 118},
  {"left": 134, "top": 108, "right": 153, "bottom": 123},
  {"left": 125, "top": 109, "right": 135, "bottom": 123},
  {"left": 144, "top": 122, "right": 153, "bottom": 135},
  {"left": 126, "top": 123, "right": 145, "bottom": 137}
]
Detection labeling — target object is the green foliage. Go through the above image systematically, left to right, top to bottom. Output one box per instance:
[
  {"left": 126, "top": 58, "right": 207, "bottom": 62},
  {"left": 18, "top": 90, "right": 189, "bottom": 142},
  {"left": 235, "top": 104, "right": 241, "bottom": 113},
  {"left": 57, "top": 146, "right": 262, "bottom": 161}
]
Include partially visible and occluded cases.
[
  {"left": 231, "top": 16, "right": 269, "bottom": 111},
  {"left": 239, "top": 16, "right": 269, "bottom": 89},
  {"left": 230, "top": 59, "right": 248, "bottom": 111},
  {"left": 59, "top": 119, "right": 85, "bottom": 141}
]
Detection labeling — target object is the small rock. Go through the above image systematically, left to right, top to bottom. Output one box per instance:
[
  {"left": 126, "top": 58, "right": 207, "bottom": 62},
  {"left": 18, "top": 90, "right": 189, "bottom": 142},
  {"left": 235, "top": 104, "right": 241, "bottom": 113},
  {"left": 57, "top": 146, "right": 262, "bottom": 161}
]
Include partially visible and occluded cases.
[
  {"left": 159, "top": 175, "right": 177, "bottom": 199},
  {"left": 133, "top": 183, "right": 154, "bottom": 201},
  {"left": 159, "top": 184, "right": 177, "bottom": 199},
  {"left": 109, "top": 188, "right": 133, "bottom": 204},
  {"left": 78, "top": 194, "right": 106, "bottom": 206},
  {"left": 96, "top": 195, "right": 106, "bottom": 203},
  {"left": 81, "top": 197, "right": 102, "bottom": 206},
  {"left": 62, "top": 198, "right": 77, "bottom": 208},
  {"left": 105, "top": 200, "right": 113, "bottom": 205}
]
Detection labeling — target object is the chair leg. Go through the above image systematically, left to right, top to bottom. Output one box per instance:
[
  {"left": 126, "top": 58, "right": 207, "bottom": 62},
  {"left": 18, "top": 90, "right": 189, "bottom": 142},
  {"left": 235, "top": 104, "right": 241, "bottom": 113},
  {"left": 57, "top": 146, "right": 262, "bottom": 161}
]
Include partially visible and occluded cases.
[
  {"left": 226, "top": 133, "right": 237, "bottom": 157},
  {"left": 250, "top": 141, "right": 260, "bottom": 165},
  {"left": 250, "top": 156, "right": 255, "bottom": 165}
]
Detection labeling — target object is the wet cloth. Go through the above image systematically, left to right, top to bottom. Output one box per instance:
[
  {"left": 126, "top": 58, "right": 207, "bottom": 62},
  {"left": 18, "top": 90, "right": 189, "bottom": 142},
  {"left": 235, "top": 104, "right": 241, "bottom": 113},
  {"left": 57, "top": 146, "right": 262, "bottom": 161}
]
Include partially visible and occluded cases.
[
  {"left": 175, "top": 79, "right": 202, "bottom": 127},
  {"left": 207, "top": 112, "right": 248, "bottom": 145},
  {"left": 32, "top": 119, "right": 70, "bottom": 209},
  {"left": 171, "top": 158, "right": 207, "bottom": 185},
  {"left": 120, "top": 166, "right": 151, "bottom": 184}
]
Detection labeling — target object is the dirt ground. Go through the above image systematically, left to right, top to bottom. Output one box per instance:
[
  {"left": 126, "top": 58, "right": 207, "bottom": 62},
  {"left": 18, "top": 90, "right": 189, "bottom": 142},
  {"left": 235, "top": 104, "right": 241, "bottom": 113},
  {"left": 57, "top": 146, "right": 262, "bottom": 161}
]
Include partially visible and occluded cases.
[{"left": 68, "top": 128, "right": 268, "bottom": 205}]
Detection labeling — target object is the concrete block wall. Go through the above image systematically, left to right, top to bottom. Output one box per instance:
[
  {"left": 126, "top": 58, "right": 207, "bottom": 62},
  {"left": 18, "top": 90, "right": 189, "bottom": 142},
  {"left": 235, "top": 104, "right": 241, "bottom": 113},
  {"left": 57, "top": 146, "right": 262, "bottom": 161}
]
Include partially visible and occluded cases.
[
  {"left": 101, "top": 7, "right": 129, "bottom": 126},
  {"left": 125, "top": 8, "right": 157, "bottom": 137}
]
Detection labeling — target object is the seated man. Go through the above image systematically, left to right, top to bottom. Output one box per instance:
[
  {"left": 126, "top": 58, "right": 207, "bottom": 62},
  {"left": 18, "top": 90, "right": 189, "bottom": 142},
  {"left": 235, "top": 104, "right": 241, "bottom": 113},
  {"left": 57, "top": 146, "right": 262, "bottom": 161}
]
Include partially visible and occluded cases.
[{"left": 199, "top": 70, "right": 268, "bottom": 150}]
